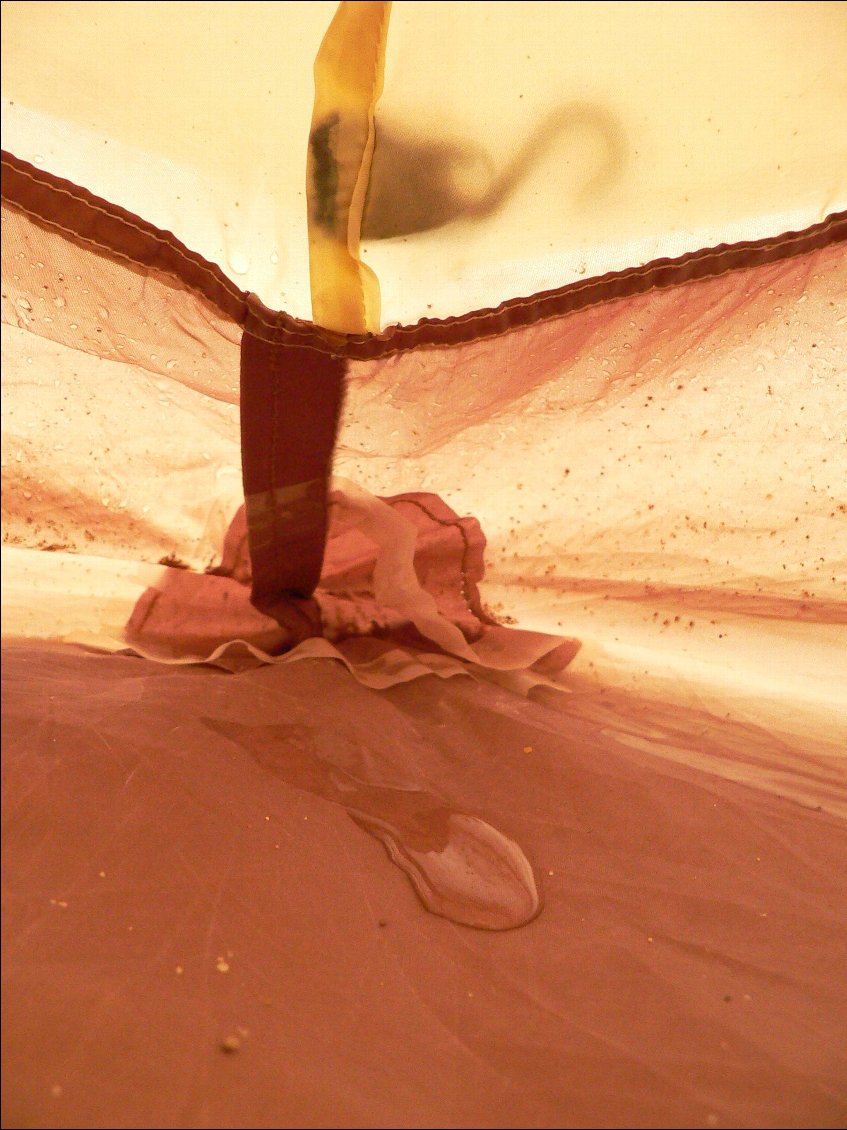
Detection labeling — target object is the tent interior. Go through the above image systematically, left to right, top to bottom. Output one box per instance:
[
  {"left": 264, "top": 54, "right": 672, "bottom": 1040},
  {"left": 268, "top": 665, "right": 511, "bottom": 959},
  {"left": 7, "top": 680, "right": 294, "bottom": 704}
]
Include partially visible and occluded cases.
[{"left": 2, "top": 2, "right": 846, "bottom": 1127}]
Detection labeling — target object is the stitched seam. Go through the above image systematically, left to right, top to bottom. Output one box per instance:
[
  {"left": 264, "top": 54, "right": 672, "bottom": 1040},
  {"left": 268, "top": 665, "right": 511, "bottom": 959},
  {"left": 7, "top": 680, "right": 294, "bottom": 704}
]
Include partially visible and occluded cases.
[
  {"left": 5, "top": 157, "right": 845, "bottom": 359},
  {"left": 2, "top": 161, "right": 244, "bottom": 297},
  {"left": 10, "top": 199, "right": 831, "bottom": 358},
  {"left": 394, "top": 497, "right": 479, "bottom": 623}
]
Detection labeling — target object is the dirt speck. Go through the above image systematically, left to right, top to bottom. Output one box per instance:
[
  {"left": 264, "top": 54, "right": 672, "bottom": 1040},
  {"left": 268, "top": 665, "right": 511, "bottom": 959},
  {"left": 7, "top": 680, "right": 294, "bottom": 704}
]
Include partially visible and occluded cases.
[{"left": 158, "top": 553, "right": 191, "bottom": 570}]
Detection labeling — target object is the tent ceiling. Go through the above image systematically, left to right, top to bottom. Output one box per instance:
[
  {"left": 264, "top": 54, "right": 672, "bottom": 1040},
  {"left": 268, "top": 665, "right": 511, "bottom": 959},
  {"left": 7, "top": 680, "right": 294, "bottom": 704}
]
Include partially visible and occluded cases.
[{"left": 3, "top": 0, "right": 846, "bottom": 323}]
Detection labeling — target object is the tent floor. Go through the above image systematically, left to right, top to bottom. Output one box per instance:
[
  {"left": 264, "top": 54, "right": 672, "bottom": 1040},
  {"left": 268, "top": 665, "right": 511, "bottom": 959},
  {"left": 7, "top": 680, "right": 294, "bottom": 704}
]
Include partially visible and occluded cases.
[{"left": 3, "top": 641, "right": 845, "bottom": 1128}]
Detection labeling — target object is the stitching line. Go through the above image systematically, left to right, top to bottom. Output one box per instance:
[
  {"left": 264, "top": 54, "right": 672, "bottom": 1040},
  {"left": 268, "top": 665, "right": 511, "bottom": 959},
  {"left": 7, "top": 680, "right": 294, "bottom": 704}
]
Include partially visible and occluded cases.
[
  {"left": 4, "top": 155, "right": 845, "bottom": 360},
  {"left": 393, "top": 496, "right": 481, "bottom": 624}
]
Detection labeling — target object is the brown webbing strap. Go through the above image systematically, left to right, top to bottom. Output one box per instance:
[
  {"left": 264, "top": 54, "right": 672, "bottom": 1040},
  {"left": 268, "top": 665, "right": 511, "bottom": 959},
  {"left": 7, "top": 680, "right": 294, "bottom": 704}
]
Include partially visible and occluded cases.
[{"left": 239, "top": 313, "right": 346, "bottom": 620}]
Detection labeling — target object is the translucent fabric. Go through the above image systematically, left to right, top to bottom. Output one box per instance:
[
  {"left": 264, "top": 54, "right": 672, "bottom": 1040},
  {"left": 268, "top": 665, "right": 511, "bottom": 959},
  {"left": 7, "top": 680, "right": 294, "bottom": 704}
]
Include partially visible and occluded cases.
[
  {"left": 3, "top": 2, "right": 846, "bottom": 322},
  {"left": 2, "top": 3, "right": 847, "bottom": 1128}
]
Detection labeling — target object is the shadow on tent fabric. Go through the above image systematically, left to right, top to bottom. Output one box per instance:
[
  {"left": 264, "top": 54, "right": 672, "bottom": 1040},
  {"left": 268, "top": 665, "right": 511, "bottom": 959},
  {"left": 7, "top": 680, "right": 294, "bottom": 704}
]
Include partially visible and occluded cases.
[{"left": 363, "top": 101, "right": 628, "bottom": 239}]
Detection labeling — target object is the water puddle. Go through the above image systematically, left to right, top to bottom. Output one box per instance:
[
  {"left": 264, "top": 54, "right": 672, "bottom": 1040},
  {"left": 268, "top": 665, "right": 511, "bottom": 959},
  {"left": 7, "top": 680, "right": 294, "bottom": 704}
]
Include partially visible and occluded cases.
[{"left": 204, "top": 718, "right": 540, "bottom": 931}]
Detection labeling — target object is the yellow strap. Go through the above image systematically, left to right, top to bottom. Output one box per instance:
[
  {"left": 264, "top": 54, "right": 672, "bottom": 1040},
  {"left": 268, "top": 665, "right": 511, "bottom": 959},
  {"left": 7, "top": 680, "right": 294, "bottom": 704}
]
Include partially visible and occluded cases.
[{"left": 307, "top": 1, "right": 391, "bottom": 335}]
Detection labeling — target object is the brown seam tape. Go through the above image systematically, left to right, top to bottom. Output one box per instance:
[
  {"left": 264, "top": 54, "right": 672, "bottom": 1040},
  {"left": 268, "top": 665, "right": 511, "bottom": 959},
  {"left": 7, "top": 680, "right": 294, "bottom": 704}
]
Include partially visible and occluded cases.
[{"left": 4, "top": 149, "right": 845, "bottom": 361}]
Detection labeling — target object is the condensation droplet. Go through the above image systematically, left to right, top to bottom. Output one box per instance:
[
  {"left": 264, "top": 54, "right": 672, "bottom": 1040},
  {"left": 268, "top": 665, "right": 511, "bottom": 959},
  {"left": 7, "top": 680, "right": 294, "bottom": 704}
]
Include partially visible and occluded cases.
[
  {"left": 227, "top": 250, "right": 250, "bottom": 276},
  {"left": 270, "top": 250, "right": 279, "bottom": 265},
  {"left": 69, "top": 323, "right": 79, "bottom": 330},
  {"left": 165, "top": 359, "right": 178, "bottom": 370}
]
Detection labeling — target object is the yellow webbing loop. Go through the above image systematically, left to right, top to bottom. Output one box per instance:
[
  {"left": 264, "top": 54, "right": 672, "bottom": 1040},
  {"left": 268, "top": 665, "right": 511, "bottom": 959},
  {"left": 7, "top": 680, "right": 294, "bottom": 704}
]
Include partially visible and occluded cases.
[{"left": 307, "top": 1, "right": 391, "bottom": 334}]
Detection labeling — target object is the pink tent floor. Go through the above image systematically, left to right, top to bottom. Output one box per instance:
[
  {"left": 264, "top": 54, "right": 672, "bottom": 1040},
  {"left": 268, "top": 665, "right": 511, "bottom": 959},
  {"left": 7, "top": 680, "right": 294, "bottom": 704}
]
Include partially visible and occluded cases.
[{"left": 3, "top": 639, "right": 845, "bottom": 1129}]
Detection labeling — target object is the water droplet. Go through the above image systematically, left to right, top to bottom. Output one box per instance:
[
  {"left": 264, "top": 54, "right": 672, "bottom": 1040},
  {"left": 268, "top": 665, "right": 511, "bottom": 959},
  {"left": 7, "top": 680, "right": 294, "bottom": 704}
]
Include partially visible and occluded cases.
[
  {"left": 227, "top": 250, "right": 250, "bottom": 276},
  {"left": 270, "top": 250, "right": 279, "bottom": 265},
  {"left": 69, "top": 323, "right": 78, "bottom": 330},
  {"left": 165, "top": 359, "right": 178, "bottom": 370},
  {"left": 201, "top": 719, "right": 541, "bottom": 931},
  {"left": 351, "top": 809, "right": 539, "bottom": 929}
]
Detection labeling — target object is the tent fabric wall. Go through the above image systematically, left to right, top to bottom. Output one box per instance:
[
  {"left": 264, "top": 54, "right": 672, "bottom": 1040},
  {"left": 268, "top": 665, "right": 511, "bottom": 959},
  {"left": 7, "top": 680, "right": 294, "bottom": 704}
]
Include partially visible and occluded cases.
[
  {"left": 3, "top": 2, "right": 846, "bottom": 322},
  {"left": 2, "top": 3, "right": 847, "bottom": 1128}
]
